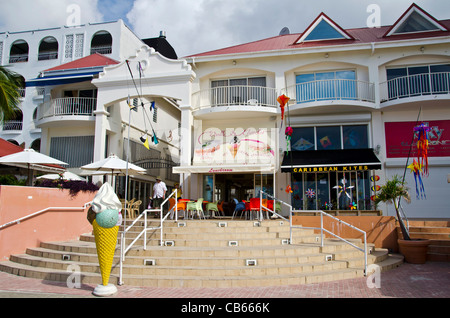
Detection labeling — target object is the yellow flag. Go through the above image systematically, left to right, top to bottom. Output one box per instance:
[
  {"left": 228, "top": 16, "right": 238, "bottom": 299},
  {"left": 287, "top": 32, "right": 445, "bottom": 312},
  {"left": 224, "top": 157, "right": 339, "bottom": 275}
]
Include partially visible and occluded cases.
[{"left": 143, "top": 138, "right": 150, "bottom": 150}]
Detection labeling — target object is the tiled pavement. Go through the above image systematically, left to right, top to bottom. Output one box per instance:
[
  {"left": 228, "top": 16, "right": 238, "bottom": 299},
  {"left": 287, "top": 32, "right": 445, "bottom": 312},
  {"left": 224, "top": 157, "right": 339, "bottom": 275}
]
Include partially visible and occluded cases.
[{"left": 0, "top": 262, "right": 448, "bottom": 299}]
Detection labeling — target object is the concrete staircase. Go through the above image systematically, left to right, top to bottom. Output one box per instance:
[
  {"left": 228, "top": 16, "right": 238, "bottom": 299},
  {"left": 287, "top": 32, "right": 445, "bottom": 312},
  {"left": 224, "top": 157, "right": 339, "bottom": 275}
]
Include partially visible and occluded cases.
[
  {"left": 0, "top": 219, "right": 403, "bottom": 288},
  {"left": 398, "top": 220, "right": 450, "bottom": 262}
]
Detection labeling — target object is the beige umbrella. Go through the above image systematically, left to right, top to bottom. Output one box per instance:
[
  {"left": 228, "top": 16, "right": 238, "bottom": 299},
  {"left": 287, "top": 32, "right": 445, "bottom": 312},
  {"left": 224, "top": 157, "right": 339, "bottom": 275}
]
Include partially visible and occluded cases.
[
  {"left": 0, "top": 148, "right": 68, "bottom": 185},
  {"left": 81, "top": 154, "right": 146, "bottom": 177},
  {"left": 37, "top": 171, "right": 86, "bottom": 181}
]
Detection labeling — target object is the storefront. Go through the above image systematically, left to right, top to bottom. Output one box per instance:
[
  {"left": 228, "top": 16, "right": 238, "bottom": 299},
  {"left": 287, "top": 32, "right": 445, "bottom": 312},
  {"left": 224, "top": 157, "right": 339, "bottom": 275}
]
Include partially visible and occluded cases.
[{"left": 281, "top": 149, "right": 382, "bottom": 211}]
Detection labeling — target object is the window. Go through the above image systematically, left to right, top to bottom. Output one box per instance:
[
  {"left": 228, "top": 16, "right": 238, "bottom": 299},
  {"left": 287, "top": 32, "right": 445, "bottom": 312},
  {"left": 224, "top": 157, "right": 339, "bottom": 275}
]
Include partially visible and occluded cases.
[
  {"left": 394, "top": 11, "right": 440, "bottom": 34},
  {"left": 304, "top": 19, "right": 346, "bottom": 41},
  {"left": 91, "top": 31, "right": 112, "bottom": 55},
  {"left": 38, "top": 36, "right": 58, "bottom": 61},
  {"left": 9, "top": 40, "right": 29, "bottom": 63},
  {"left": 386, "top": 64, "right": 450, "bottom": 99},
  {"left": 295, "top": 70, "right": 356, "bottom": 103},
  {"left": 211, "top": 77, "right": 266, "bottom": 106},
  {"left": 291, "top": 124, "right": 369, "bottom": 151},
  {"left": 316, "top": 126, "right": 341, "bottom": 150},
  {"left": 50, "top": 136, "right": 94, "bottom": 168}
]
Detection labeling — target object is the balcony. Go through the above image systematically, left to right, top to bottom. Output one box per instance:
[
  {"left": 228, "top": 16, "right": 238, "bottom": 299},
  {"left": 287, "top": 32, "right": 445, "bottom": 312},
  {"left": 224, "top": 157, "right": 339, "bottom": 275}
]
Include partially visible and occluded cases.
[
  {"left": 9, "top": 54, "right": 28, "bottom": 63},
  {"left": 380, "top": 72, "right": 450, "bottom": 105},
  {"left": 283, "top": 79, "right": 375, "bottom": 111},
  {"left": 192, "top": 85, "right": 278, "bottom": 119},
  {"left": 36, "top": 97, "right": 96, "bottom": 126},
  {"left": 1, "top": 120, "right": 22, "bottom": 132}
]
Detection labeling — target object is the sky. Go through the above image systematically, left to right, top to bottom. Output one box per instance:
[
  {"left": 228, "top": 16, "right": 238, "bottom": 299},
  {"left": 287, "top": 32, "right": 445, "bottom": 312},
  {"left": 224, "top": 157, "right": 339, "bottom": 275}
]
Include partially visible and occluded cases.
[{"left": 1, "top": 0, "right": 449, "bottom": 57}]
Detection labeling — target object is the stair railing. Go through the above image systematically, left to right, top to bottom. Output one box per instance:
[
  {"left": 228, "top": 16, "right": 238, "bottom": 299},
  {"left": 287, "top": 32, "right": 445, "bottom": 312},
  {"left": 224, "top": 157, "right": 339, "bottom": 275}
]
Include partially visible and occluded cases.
[
  {"left": 119, "top": 190, "right": 177, "bottom": 285},
  {"left": 259, "top": 191, "right": 289, "bottom": 221},
  {"left": 0, "top": 202, "right": 92, "bottom": 230},
  {"left": 291, "top": 209, "right": 368, "bottom": 276}
]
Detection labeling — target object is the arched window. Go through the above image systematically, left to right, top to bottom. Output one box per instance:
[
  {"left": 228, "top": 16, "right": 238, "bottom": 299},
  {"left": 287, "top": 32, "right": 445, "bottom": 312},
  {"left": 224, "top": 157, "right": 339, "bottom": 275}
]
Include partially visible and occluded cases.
[
  {"left": 90, "top": 31, "right": 112, "bottom": 54},
  {"left": 38, "top": 36, "right": 58, "bottom": 60},
  {"left": 9, "top": 40, "right": 29, "bottom": 63},
  {"left": 2, "top": 110, "right": 23, "bottom": 131},
  {"left": 31, "top": 138, "right": 41, "bottom": 152}
]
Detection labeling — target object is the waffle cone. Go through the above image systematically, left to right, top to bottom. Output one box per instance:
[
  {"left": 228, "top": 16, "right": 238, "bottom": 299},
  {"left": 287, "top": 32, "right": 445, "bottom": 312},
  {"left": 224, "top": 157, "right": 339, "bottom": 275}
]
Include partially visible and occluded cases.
[{"left": 92, "top": 219, "right": 119, "bottom": 286}]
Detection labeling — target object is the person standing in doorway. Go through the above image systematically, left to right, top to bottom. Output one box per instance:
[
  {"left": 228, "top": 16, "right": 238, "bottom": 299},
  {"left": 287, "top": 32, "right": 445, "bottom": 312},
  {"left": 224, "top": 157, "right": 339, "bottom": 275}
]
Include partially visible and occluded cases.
[{"left": 152, "top": 176, "right": 167, "bottom": 215}]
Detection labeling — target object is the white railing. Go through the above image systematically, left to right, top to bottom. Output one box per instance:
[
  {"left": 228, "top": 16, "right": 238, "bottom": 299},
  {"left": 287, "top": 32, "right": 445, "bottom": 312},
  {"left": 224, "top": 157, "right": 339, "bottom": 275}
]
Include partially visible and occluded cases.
[
  {"left": 91, "top": 46, "right": 112, "bottom": 55},
  {"left": 9, "top": 54, "right": 28, "bottom": 63},
  {"left": 380, "top": 72, "right": 450, "bottom": 101},
  {"left": 283, "top": 79, "right": 375, "bottom": 104},
  {"left": 192, "top": 85, "right": 277, "bottom": 110},
  {"left": 38, "top": 97, "right": 96, "bottom": 120},
  {"left": 1, "top": 120, "right": 23, "bottom": 131},
  {"left": 119, "top": 190, "right": 178, "bottom": 285},
  {"left": 259, "top": 191, "right": 289, "bottom": 222},
  {"left": 0, "top": 201, "right": 92, "bottom": 230},
  {"left": 291, "top": 209, "right": 368, "bottom": 276}
]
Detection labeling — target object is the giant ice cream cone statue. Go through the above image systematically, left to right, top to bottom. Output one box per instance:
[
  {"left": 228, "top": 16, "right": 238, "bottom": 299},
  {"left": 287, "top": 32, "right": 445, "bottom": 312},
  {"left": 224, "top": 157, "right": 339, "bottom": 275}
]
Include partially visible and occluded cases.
[{"left": 87, "top": 182, "right": 123, "bottom": 296}]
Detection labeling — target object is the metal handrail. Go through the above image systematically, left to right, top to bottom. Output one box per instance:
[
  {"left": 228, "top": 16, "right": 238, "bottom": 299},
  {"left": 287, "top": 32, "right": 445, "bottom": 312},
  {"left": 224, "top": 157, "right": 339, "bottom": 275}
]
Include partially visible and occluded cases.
[
  {"left": 118, "top": 190, "right": 177, "bottom": 285},
  {"left": 259, "top": 191, "right": 289, "bottom": 221},
  {"left": 0, "top": 201, "right": 92, "bottom": 230},
  {"left": 291, "top": 209, "right": 368, "bottom": 276}
]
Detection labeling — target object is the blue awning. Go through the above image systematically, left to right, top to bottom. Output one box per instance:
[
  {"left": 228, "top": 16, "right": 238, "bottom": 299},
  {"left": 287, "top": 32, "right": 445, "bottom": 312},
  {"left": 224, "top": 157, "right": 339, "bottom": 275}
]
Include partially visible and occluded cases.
[{"left": 26, "top": 71, "right": 98, "bottom": 87}]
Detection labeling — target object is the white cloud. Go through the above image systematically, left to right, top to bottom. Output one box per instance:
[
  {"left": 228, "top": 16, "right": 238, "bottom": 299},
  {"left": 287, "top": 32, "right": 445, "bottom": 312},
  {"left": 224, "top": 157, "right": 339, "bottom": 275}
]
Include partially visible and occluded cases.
[
  {"left": 0, "top": 0, "right": 103, "bottom": 32},
  {"left": 126, "top": 0, "right": 450, "bottom": 57}
]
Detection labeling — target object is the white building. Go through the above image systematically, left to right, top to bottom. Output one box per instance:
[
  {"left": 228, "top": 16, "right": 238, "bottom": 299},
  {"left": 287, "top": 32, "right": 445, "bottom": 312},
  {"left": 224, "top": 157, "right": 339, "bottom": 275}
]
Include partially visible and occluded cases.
[
  {"left": 178, "top": 3, "right": 450, "bottom": 218},
  {"left": 0, "top": 19, "right": 143, "bottom": 149},
  {"left": 0, "top": 20, "right": 192, "bottom": 208}
]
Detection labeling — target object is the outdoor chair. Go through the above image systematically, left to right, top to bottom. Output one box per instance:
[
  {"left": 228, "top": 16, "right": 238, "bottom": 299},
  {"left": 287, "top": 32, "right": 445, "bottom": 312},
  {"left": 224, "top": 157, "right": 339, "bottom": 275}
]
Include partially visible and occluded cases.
[
  {"left": 169, "top": 198, "right": 187, "bottom": 219},
  {"left": 186, "top": 198, "right": 204, "bottom": 219},
  {"left": 232, "top": 198, "right": 246, "bottom": 219},
  {"left": 249, "top": 198, "right": 261, "bottom": 220},
  {"left": 131, "top": 200, "right": 142, "bottom": 218},
  {"left": 205, "top": 202, "right": 220, "bottom": 218}
]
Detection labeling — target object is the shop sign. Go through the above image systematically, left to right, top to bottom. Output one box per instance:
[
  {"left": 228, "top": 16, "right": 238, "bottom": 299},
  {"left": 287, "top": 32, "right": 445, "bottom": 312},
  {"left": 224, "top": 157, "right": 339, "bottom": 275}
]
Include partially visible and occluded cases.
[{"left": 291, "top": 165, "right": 370, "bottom": 173}]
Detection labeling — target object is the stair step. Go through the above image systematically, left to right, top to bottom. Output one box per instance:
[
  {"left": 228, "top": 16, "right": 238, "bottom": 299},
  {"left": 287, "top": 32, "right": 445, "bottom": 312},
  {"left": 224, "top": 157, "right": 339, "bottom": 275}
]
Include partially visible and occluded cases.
[{"left": 0, "top": 219, "right": 405, "bottom": 287}]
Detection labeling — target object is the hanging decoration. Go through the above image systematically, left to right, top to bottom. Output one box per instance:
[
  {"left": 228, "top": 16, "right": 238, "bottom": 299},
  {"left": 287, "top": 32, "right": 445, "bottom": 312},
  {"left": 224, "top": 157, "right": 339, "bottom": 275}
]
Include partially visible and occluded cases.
[
  {"left": 277, "top": 94, "right": 290, "bottom": 120},
  {"left": 414, "top": 123, "right": 430, "bottom": 176},
  {"left": 285, "top": 126, "right": 293, "bottom": 154},
  {"left": 140, "top": 132, "right": 150, "bottom": 150},
  {"left": 407, "top": 159, "right": 426, "bottom": 199},
  {"left": 333, "top": 177, "right": 354, "bottom": 200},
  {"left": 285, "top": 185, "right": 293, "bottom": 194},
  {"left": 305, "top": 188, "right": 315, "bottom": 199},
  {"left": 350, "top": 202, "right": 357, "bottom": 210}
]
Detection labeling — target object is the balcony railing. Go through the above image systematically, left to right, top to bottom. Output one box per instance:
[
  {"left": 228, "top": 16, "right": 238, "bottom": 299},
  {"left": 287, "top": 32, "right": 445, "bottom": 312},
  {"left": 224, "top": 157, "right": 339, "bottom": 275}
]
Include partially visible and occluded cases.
[
  {"left": 90, "top": 46, "right": 112, "bottom": 55},
  {"left": 38, "top": 51, "right": 58, "bottom": 61},
  {"left": 9, "top": 54, "right": 28, "bottom": 63},
  {"left": 380, "top": 72, "right": 450, "bottom": 102},
  {"left": 284, "top": 79, "right": 375, "bottom": 104},
  {"left": 192, "top": 85, "right": 277, "bottom": 110},
  {"left": 37, "top": 97, "right": 96, "bottom": 120},
  {"left": 1, "top": 120, "right": 23, "bottom": 131}
]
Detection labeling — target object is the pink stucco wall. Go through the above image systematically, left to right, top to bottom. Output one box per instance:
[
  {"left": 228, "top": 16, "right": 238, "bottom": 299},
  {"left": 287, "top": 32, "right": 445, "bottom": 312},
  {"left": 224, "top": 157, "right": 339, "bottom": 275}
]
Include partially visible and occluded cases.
[{"left": 0, "top": 185, "right": 97, "bottom": 261}]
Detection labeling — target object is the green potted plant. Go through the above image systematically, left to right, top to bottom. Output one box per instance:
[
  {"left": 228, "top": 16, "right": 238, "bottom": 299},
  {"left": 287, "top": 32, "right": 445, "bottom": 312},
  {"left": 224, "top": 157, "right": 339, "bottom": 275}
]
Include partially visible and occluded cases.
[{"left": 374, "top": 175, "right": 430, "bottom": 264}]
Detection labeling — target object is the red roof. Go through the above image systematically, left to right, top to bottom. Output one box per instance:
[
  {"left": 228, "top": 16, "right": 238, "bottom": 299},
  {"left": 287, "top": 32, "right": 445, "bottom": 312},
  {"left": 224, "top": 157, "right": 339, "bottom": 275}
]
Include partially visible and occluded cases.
[
  {"left": 187, "top": 17, "right": 450, "bottom": 58},
  {"left": 44, "top": 53, "right": 119, "bottom": 72},
  {"left": 0, "top": 138, "right": 24, "bottom": 157}
]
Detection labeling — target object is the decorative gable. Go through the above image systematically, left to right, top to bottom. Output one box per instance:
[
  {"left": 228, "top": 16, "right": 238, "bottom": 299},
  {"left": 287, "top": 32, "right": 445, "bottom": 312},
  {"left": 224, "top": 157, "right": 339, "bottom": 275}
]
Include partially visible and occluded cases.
[
  {"left": 384, "top": 3, "right": 447, "bottom": 37},
  {"left": 295, "top": 13, "right": 354, "bottom": 44}
]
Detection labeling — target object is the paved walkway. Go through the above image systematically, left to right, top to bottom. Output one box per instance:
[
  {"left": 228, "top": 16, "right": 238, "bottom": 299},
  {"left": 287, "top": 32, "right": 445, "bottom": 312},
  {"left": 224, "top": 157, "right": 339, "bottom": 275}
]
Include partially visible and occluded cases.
[{"left": 0, "top": 262, "right": 448, "bottom": 299}]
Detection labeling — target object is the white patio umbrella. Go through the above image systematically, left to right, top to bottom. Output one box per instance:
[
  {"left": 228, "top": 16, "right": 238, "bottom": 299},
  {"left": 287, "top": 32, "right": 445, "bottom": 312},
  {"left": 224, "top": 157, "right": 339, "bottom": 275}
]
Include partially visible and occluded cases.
[
  {"left": 0, "top": 148, "right": 68, "bottom": 185},
  {"left": 81, "top": 154, "right": 146, "bottom": 177},
  {"left": 37, "top": 171, "right": 86, "bottom": 181}
]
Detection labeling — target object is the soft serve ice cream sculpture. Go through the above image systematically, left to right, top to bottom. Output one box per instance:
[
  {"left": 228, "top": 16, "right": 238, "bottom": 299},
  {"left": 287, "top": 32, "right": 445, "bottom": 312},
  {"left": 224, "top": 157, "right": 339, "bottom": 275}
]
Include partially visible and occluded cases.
[{"left": 89, "top": 182, "right": 122, "bottom": 296}]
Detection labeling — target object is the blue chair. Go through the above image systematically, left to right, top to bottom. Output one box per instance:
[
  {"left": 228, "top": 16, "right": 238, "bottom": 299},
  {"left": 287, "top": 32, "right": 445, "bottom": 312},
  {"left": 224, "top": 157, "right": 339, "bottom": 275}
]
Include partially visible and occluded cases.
[{"left": 232, "top": 198, "right": 246, "bottom": 219}]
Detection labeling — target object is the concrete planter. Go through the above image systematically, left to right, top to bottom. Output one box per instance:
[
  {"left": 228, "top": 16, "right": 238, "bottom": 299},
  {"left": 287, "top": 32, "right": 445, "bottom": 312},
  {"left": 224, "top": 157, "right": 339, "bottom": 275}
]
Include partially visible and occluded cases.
[{"left": 398, "top": 239, "right": 430, "bottom": 264}]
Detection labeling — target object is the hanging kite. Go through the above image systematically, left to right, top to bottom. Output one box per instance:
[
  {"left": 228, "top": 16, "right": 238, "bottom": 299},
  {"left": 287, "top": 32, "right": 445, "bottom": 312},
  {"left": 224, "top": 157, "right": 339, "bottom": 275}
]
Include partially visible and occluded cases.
[
  {"left": 277, "top": 94, "right": 290, "bottom": 120},
  {"left": 414, "top": 123, "right": 430, "bottom": 176},
  {"left": 285, "top": 126, "right": 293, "bottom": 154},
  {"left": 408, "top": 159, "right": 426, "bottom": 199},
  {"left": 333, "top": 178, "right": 354, "bottom": 200},
  {"left": 285, "top": 185, "right": 293, "bottom": 194},
  {"left": 305, "top": 188, "right": 315, "bottom": 199}
]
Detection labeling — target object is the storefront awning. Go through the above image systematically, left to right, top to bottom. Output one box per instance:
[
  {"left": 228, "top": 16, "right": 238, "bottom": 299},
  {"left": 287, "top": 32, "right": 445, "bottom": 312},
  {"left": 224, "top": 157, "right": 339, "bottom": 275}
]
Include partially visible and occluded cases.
[
  {"left": 26, "top": 72, "right": 98, "bottom": 87},
  {"left": 281, "top": 149, "right": 382, "bottom": 172},
  {"left": 173, "top": 164, "right": 275, "bottom": 174}
]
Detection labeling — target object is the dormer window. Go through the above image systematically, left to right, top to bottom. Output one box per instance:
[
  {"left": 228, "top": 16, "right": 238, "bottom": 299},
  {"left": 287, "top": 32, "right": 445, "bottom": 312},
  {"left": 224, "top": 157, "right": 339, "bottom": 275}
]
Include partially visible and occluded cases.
[
  {"left": 384, "top": 3, "right": 447, "bottom": 37},
  {"left": 295, "top": 13, "right": 353, "bottom": 44}
]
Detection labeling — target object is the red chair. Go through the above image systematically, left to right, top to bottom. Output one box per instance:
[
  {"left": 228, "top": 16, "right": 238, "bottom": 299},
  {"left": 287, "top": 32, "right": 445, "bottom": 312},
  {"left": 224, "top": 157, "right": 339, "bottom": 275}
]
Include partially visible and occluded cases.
[{"left": 249, "top": 198, "right": 261, "bottom": 220}]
